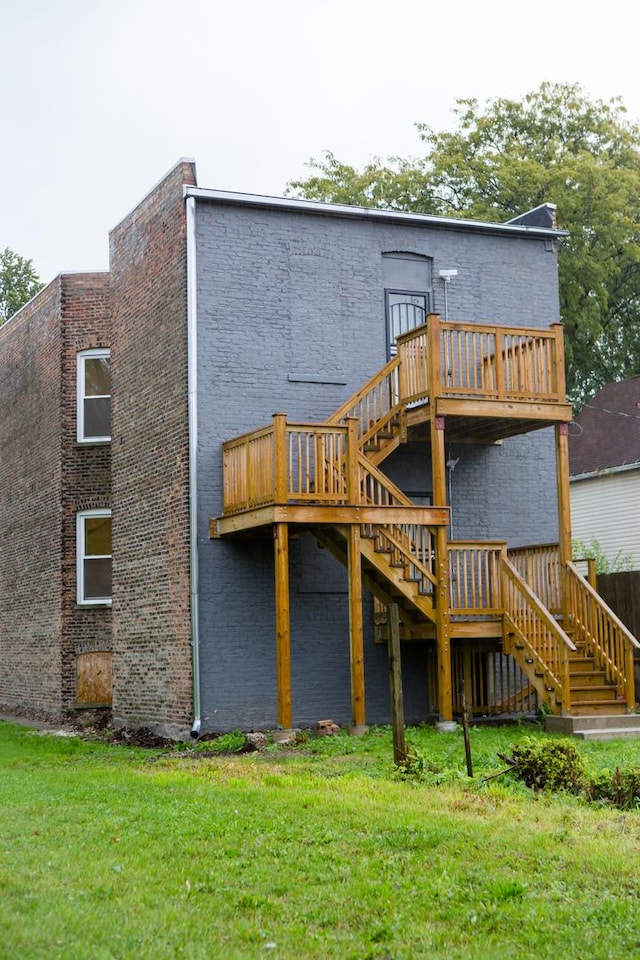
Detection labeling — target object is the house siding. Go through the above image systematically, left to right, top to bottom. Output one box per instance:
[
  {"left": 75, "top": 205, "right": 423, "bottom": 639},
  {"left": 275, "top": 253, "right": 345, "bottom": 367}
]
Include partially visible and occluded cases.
[
  {"left": 194, "top": 200, "right": 561, "bottom": 731},
  {"left": 571, "top": 469, "right": 640, "bottom": 569}
]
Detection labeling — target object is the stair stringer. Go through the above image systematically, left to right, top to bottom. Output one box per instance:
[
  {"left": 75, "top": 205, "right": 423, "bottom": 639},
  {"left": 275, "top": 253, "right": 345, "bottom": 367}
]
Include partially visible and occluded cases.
[
  {"left": 314, "top": 525, "right": 436, "bottom": 630},
  {"left": 503, "top": 614, "right": 563, "bottom": 715}
]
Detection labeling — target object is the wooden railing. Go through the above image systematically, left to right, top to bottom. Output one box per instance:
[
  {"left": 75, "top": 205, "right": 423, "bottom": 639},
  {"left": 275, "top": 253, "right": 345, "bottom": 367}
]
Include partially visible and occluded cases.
[
  {"left": 222, "top": 316, "right": 566, "bottom": 517},
  {"left": 395, "top": 316, "right": 565, "bottom": 405},
  {"left": 440, "top": 320, "right": 564, "bottom": 402},
  {"left": 397, "top": 326, "right": 430, "bottom": 404},
  {"left": 328, "top": 357, "right": 401, "bottom": 451},
  {"left": 222, "top": 417, "right": 353, "bottom": 514},
  {"left": 223, "top": 423, "right": 277, "bottom": 514},
  {"left": 358, "top": 454, "right": 438, "bottom": 596},
  {"left": 448, "top": 542, "right": 504, "bottom": 615},
  {"left": 508, "top": 543, "right": 561, "bottom": 615},
  {"left": 501, "top": 555, "right": 575, "bottom": 706},
  {"left": 565, "top": 561, "right": 640, "bottom": 703},
  {"left": 452, "top": 644, "right": 538, "bottom": 716}
]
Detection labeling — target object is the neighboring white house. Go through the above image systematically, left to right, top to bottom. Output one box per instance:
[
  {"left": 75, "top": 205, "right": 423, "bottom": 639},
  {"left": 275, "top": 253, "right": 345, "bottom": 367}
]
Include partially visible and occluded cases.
[{"left": 570, "top": 375, "right": 640, "bottom": 570}]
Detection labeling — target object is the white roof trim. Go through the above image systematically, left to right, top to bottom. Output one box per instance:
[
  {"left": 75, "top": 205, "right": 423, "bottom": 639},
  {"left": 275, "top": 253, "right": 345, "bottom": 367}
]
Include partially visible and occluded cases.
[{"left": 184, "top": 186, "right": 567, "bottom": 239}]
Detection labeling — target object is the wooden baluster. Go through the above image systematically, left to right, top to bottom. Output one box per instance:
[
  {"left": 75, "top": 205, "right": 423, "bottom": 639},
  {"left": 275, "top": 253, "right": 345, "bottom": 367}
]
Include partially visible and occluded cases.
[{"left": 495, "top": 332, "right": 504, "bottom": 400}]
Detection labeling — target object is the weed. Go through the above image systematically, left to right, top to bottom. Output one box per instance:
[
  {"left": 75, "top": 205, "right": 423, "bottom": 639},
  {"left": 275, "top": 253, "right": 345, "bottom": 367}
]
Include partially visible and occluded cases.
[{"left": 588, "top": 766, "right": 640, "bottom": 809}]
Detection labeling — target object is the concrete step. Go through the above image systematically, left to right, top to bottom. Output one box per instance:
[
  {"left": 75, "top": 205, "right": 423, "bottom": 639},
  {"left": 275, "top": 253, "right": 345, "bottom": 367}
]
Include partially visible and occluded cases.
[
  {"left": 564, "top": 702, "right": 629, "bottom": 716},
  {"left": 547, "top": 712, "right": 640, "bottom": 738}
]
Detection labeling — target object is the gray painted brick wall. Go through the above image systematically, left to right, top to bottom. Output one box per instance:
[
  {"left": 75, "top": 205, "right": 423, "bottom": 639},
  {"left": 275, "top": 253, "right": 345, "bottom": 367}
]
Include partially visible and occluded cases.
[{"left": 194, "top": 200, "right": 561, "bottom": 731}]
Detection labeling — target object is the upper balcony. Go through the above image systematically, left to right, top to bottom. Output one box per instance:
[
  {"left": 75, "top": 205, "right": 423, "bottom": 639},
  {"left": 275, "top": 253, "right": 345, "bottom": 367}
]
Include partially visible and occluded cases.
[
  {"left": 211, "top": 314, "right": 572, "bottom": 533},
  {"left": 395, "top": 314, "right": 572, "bottom": 443}
]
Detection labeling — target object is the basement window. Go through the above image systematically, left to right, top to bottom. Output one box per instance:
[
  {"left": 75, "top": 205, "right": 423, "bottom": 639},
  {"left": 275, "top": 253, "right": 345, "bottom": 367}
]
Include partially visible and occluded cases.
[
  {"left": 77, "top": 349, "right": 111, "bottom": 442},
  {"left": 77, "top": 510, "right": 112, "bottom": 605}
]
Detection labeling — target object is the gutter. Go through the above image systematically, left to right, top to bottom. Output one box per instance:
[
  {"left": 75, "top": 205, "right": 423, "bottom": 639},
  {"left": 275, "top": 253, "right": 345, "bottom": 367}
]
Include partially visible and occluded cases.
[
  {"left": 183, "top": 186, "right": 568, "bottom": 240},
  {"left": 186, "top": 196, "right": 201, "bottom": 738},
  {"left": 570, "top": 461, "right": 640, "bottom": 482}
]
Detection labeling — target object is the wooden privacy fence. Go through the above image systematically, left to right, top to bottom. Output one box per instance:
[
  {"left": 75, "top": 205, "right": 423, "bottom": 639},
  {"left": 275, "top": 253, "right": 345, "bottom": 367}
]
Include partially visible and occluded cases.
[{"left": 597, "top": 572, "right": 640, "bottom": 640}]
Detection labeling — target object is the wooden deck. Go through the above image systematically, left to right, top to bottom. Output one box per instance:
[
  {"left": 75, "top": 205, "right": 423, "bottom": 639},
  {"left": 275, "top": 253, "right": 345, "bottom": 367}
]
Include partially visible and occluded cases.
[{"left": 211, "top": 314, "right": 636, "bottom": 725}]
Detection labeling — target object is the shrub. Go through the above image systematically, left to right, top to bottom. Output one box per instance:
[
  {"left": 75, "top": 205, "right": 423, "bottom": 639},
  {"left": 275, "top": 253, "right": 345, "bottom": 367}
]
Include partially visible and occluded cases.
[{"left": 509, "top": 737, "right": 587, "bottom": 793}]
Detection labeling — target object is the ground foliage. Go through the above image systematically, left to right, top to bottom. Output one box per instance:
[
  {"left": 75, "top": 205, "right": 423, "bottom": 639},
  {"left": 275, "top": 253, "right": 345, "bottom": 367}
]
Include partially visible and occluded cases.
[
  {"left": 288, "top": 83, "right": 640, "bottom": 408},
  {"left": 3, "top": 720, "right": 640, "bottom": 958}
]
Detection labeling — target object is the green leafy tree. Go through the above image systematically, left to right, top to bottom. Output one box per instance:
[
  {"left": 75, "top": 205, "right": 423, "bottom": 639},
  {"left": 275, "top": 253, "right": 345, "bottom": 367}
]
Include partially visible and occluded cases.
[
  {"left": 288, "top": 83, "right": 640, "bottom": 406},
  {"left": 0, "top": 248, "right": 44, "bottom": 325}
]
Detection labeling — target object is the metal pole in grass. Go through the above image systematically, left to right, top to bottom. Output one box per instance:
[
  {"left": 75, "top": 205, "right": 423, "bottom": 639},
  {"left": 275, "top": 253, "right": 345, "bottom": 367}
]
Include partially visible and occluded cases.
[
  {"left": 387, "top": 603, "right": 408, "bottom": 765},
  {"left": 460, "top": 679, "right": 473, "bottom": 778}
]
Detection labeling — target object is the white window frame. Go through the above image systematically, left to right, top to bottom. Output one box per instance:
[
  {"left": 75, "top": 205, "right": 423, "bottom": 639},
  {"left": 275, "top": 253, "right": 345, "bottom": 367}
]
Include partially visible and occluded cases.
[
  {"left": 77, "top": 348, "right": 111, "bottom": 443},
  {"left": 77, "top": 509, "right": 112, "bottom": 606}
]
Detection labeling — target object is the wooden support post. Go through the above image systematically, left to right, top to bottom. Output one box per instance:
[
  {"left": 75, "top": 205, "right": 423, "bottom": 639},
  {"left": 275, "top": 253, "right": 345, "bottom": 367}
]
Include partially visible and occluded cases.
[
  {"left": 427, "top": 313, "right": 442, "bottom": 402},
  {"left": 552, "top": 322, "right": 567, "bottom": 402},
  {"left": 430, "top": 412, "right": 452, "bottom": 721},
  {"left": 273, "top": 413, "right": 288, "bottom": 505},
  {"left": 346, "top": 417, "right": 360, "bottom": 504},
  {"left": 555, "top": 422, "right": 572, "bottom": 568},
  {"left": 556, "top": 422, "right": 572, "bottom": 629},
  {"left": 274, "top": 523, "right": 292, "bottom": 730},
  {"left": 348, "top": 524, "right": 366, "bottom": 730},
  {"left": 387, "top": 603, "right": 407, "bottom": 765}
]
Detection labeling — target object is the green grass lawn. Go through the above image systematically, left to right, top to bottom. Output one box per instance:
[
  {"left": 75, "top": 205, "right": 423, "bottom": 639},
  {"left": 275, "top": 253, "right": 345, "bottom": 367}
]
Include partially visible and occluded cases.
[{"left": 2, "top": 720, "right": 640, "bottom": 959}]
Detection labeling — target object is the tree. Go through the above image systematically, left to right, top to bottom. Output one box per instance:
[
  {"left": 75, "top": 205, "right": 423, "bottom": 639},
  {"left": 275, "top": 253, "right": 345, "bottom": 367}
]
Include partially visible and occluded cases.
[
  {"left": 288, "top": 83, "right": 640, "bottom": 406},
  {"left": 0, "top": 248, "right": 44, "bottom": 325}
]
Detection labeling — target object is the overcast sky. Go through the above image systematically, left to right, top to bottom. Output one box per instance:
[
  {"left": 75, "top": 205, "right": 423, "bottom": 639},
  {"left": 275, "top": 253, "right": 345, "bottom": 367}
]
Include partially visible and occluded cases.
[{"left": 2, "top": 0, "right": 640, "bottom": 284}]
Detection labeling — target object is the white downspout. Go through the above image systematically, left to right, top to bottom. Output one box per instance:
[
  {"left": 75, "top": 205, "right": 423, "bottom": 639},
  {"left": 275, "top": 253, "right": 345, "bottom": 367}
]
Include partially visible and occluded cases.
[{"left": 186, "top": 196, "right": 201, "bottom": 738}]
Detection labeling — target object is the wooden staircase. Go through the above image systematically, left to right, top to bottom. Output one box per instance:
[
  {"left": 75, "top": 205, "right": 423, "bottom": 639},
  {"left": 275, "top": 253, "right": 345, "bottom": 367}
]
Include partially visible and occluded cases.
[
  {"left": 212, "top": 315, "right": 639, "bottom": 724},
  {"left": 567, "top": 644, "right": 628, "bottom": 716}
]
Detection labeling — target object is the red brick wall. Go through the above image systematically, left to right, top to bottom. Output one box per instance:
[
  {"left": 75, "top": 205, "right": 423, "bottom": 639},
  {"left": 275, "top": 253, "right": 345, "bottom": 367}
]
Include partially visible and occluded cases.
[
  {"left": 109, "top": 160, "right": 197, "bottom": 734},
  {"left": 0, "top": 274, "right": 113, "bottom": 719},
  {"left": 60, "top": 274, "right": 112, "bottom": 705},
  {"left": 0, "top": 280, "right": 64, "bottom": 717}
]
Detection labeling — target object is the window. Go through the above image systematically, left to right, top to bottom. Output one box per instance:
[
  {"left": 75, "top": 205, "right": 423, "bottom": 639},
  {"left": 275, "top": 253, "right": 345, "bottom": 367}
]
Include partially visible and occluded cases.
[
  {"left": 382, "top": 253, "right": 432, "bottom": 358},
  {"left": 385, "top": 291, "right": 429, "bottom": 357},
  {"left": 77, "top": 349, "right": 111, "bottom": 442},
  {"left": 77, "top": 510, "right": 112, "bottom": 605}
]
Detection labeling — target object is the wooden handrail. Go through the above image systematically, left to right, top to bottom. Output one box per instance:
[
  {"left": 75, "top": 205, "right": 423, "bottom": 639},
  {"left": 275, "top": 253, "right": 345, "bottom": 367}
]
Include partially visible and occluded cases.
[
  {"left": 358, "top": 454, "right": 443, "bottom": 595},
  {"left": 501, "top": 555, "right": 575, "bottom": 706},
  {"left": 565, "top": 561, "right": 639, "bottom": 703}
]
